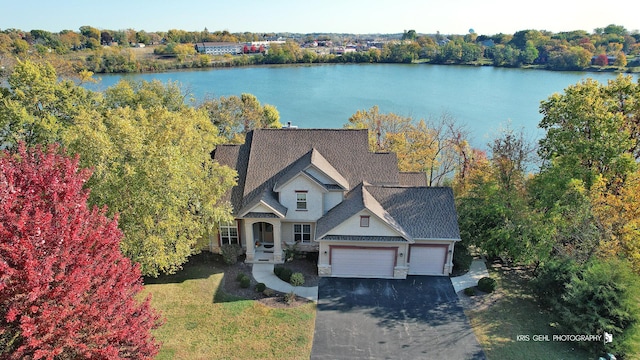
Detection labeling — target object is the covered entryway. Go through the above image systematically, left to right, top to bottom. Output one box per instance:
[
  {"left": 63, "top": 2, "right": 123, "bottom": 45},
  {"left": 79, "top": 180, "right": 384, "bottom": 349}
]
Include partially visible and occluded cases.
[
  {"left": 252, "top": 222, "right": 274, "bottom": 246},
  {"left": 408, "top": 244, "right": 447, "bottom": 275},
  {"left": 330, "top": 247, "right": 396, "bottom": 278}
]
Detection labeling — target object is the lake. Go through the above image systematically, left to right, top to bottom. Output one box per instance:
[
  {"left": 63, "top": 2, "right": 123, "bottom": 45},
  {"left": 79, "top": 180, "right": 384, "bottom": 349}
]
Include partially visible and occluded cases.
[{"left": 93, "top": 64, "right": 634, "bottom": 147}]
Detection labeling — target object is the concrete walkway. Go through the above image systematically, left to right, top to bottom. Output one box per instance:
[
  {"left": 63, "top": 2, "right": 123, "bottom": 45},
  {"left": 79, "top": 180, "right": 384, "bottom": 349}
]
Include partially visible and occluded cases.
[
  {"left": 450, "top": 258, "right": 490, "bottom": 293},
  {"left": 252, "top": 263, "right": 319, "bottom": 302}
]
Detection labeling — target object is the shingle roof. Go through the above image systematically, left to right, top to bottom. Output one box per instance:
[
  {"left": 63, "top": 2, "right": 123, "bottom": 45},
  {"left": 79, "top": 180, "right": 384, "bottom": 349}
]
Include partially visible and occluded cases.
[
  {"left": 241, "top": 129, "right": 399, "bottom": 209},
  {"left": 273, "top": 148, "right": 349, "bottom": 192},
  {"left": 399, "top": 172, "right": 427, "bottom": 187},
  {"left": 315, "top": 183, "right": 411, "bottom": 241},
  {"left": 365, "top": 186, "right": 461, "bottom": 240},
  {"left": 238, "top": 189, "right": 287, "bottom": 218}
]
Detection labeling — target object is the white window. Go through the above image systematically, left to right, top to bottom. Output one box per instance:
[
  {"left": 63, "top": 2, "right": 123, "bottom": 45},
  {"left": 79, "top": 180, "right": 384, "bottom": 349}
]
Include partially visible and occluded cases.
[
  {"left": 296, "top": 191, "right": 307, "bottom": 210},
  {"left": 360, "top": 216, "right": 370, "bottom": 227},
  {"left": 220, "top": 223, "right": 239, "bottom": 245},
  {"left": 294, "top": 224, "right": 311, "bottom": 243}
]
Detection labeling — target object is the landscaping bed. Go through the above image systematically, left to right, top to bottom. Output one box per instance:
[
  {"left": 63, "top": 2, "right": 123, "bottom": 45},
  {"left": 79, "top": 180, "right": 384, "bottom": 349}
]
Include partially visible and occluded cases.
[{"left": 218, "top": 253, "right": 318, "bottom": 308}]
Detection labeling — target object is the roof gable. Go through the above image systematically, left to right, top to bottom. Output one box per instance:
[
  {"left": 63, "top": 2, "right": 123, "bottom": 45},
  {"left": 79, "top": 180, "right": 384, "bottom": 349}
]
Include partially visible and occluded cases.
[
  {"left": 241, "top": 129, "right": 399, "bottom": 209},
  {"left": 273, "top": 148, "right": 349, "bottom": 192},
  {"left": 316, "top": 183, "right": 412, "bottom": 241},
  {"left": 365, "top": 186, "right": 461, "bottom": 240}
]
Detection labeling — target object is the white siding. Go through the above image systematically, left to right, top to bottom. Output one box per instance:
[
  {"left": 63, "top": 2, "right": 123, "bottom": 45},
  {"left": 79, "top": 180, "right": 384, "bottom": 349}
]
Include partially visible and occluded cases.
[
  {"left": 305, "top": 167, "right": 334, "bottom": 185},
  {"left": 278, "top": 175, "right": 325, "bottom": 221},
  {"left": 323, "top": 191, "right": 343, "bottom": 214},
  {"left": 249, "top": 203, "right": 277, "bottom": 214},
  {"left": 326, "top": 210, "right": 401, "bottom": 237}
]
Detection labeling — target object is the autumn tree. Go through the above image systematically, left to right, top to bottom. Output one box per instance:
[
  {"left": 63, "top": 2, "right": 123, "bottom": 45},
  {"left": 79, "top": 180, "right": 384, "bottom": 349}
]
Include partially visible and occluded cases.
[
  {"left": 0, "top": 60, "right": 99, "bottom": 148},
  {"left": 536, "top": 75, "right": 640, "bottom": 271},
  {"left": 538, "top": 75, "right": 639, "bottom": 192},
  {"left": 64, "top": 81, "right": 237, "bottom": 277},
  {"left": 199, "top": 93, "right": 282, "bottom": 143},
  {"left": 345, "top": 106, "right": 469, "bottom": 186},
  {"left": 457, "top": 127, "right": 553, "bottom": 265},
  {"left": 0, "top": 144, "right": 162, "bottom": 359}
]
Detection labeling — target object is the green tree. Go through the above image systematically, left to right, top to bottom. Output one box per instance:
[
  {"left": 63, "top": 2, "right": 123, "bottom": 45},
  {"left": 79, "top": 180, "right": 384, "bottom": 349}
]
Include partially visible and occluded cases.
[
  {"left": 402, "top": 30, "right": 417, "bottom": 41},
  {"left": 0, "top": 60, "right": 98, "bottom": 148},
  {"left": 538, "top": 76, "right": 639, "bottom": 191},
  {"left": 199, "top": 93, "right": 281, "bottom": 143},
  {"left": 64, "top": 96, "right": 236, "bottom": 277},
  {"left": 457, "top": 128, "right": 552, "bottom": 264}
]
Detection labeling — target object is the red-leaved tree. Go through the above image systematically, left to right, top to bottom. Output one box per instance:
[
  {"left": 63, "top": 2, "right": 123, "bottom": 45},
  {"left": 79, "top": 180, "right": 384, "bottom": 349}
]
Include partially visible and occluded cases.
[{"left": 0, "top": 144, "right": 162, "bottom": 359}]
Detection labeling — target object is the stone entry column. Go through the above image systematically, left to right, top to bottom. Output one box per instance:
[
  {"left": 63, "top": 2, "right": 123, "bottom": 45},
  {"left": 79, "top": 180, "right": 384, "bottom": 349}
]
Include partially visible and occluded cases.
[
  {"left": 244, "top": 221, "right": 255, "bottom": 262},
  {"left": 273, "top": 221, "right": 283, "bottom": 263}
]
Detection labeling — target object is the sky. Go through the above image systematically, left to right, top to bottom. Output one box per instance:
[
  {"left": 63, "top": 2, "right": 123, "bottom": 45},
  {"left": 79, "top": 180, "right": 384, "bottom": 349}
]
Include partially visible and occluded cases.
[{"left": 1, "top": 0, "right": 638, "bottom": 36}]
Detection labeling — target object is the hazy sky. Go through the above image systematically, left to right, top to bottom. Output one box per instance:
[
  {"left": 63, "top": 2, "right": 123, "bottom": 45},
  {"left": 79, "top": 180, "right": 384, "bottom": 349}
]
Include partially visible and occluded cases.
[{"left": 2, "top": 0, "right": 638, "bottom": 35}]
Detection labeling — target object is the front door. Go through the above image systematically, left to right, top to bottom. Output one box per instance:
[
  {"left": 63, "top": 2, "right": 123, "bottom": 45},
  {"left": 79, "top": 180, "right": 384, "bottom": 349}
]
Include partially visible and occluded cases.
[{"left": 253, "top": 222, "right": 274, "bottom": 247}]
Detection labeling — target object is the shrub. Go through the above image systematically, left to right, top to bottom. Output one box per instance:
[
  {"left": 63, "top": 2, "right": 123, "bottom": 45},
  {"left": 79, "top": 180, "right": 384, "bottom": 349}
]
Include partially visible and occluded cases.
[
  {"left": 284, "top": 242, "right": 301, "bottom": 262},
  {"left": 453, "top": 242, "right": 473, "bottom": 272},
  {"left": 221, "top": 243, "right": 242, "bottom": 265},
  {"left": 531, "top": 257, "right": 579, "bottom": 308},
  {"left": 556, "top": 259, "right": 640, "bottom": 357},
  {"left": 273, "top": 265, "right": 284, "bottom": 277},
  {"left": 279, "top": 268, "right": 293, "bottom": 283},
  {"left": 290, "top": 272, "right": 305, "bottom": 287},
  {"left": 236, "top": 273, "right": 248, "bottom": 282},
  {"left": 239, "top": 276, "right": 251, "bottom": 288},
  {"left": 477, "top": 277, "right": 496, "bottom": 293},
  {"left": 255, "top": 283, "right": 266, "bottom": 292},
  {"left": 464, "top": 287, "right": 476, "bottom": 296},
  {"left": 263, "top": 288, "right": 275, "bottom": 297},
  {"left": 284, "top": 291, "right": 297, "bottom": 305}
]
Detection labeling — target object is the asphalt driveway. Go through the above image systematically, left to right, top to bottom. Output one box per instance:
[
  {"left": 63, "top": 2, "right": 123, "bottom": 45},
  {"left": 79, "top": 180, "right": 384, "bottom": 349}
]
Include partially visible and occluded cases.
[{"left": 311, "top": 276, "right": 486, "bottom": 360}]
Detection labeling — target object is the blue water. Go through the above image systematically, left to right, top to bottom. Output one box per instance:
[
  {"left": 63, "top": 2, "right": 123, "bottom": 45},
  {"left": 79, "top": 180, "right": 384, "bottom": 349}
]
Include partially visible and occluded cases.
[{"left": 92, "top": 64, "right": 633, "bottom": 147}]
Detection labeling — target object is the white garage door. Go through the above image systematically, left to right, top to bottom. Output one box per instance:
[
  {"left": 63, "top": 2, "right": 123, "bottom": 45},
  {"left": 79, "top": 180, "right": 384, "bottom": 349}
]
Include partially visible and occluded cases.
[
  {"left": 408, "top": 245, "right": 447, "bottom": 275},
  {"left": 331, "top": 248, "right": 396, "bottom": 278}
]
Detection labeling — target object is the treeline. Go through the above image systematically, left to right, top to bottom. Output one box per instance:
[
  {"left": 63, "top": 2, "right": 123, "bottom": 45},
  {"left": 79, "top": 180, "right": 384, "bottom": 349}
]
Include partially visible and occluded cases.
[{"left": 1, "top": 24, "right": 639, "bottom": 76}]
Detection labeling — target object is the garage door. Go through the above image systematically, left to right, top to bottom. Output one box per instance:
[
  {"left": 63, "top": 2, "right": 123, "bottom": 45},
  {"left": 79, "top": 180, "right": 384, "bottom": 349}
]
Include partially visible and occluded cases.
[
  {"left": 408, "top": 245, "right": 447, "bottom": 275},
  {"left": 331, "top": 248, "right": 396, "bottom": 278}
]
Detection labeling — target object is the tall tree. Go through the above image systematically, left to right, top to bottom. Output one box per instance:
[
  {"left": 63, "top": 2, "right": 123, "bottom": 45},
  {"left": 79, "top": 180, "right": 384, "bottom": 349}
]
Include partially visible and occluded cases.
[
  {"left": 0, "top": 60, "right": 99, "bottom": 148},
  {"left": 538, "top": 75, "right": 640, "bottom": 191},
  {"left": 199, "top": 93, "right": 282, "bottom": 143},
  {"left": 64, "top": 99, "right": 237, "bottom": 277},
  {"left": 345, "top": 106, "right": 469, "bottom": 186},
  {"left": 0, "top": 144, "right": 162, "bottom": 359}
]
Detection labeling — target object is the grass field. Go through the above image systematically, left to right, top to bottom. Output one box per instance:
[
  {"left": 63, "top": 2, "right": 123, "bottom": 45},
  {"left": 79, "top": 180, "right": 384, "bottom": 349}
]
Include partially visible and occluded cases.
[
  {"left": 140, "top": 256, "right": 316, "bottom": 360},
  {"left": 464, "top": 264, "right": 592, "bottom": 360}
]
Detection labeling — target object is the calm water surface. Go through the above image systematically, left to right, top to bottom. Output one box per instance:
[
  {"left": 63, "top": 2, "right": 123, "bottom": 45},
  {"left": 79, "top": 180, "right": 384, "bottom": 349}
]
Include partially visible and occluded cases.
[{"left": 94, "top": 64, "right": 634, "bottom": 146}]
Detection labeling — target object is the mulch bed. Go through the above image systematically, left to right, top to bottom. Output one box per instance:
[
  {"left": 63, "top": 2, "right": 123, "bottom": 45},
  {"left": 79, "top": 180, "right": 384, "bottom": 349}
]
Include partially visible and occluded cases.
[{"left": 216, "top": 253, "right": 318, "bottom": 308}]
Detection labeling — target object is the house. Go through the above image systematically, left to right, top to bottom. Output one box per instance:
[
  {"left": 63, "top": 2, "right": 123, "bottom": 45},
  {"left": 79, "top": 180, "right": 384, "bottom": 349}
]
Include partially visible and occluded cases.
[
  {"left": 194, "top": 42, "right": 244, "bottom": 56},
  {"left": 212, "top": 128, "right": 461, "bottom": 279}
]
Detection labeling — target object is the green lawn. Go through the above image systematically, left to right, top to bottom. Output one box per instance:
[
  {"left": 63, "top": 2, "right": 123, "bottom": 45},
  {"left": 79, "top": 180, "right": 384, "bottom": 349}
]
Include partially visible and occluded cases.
[
  {"left": 141, "top": 255, "right": 316, "bottom": 360},
  {"left": 464, "top": 265, "right": 592, "bottom": 360}
]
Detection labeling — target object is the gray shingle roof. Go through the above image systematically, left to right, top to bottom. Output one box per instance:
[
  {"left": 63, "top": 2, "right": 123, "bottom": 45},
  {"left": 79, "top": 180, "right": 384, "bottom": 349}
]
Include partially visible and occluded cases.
[
  {"left": 241, "top": 129, "right": 399, "bottom": 210},
  {"left": 273, "top": 148, "right": 349, "bottom": 192},
  {"left": 399, "top": 172, "right": 427, "bottom": 187},
  {"left": 315, "top": 183, "right": 411, "bottom": 240},
  {"left": 365, "top": 186, "right": 461, "bottom": 240},
  {"left": 237, "top": 189, "right": 287, "bottom": 218}
]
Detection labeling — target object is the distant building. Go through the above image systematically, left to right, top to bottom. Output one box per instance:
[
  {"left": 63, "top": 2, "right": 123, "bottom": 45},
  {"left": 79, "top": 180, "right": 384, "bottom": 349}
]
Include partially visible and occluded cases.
[{"left": 194, "top": 42, "right": 243, "bottom": 56}]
